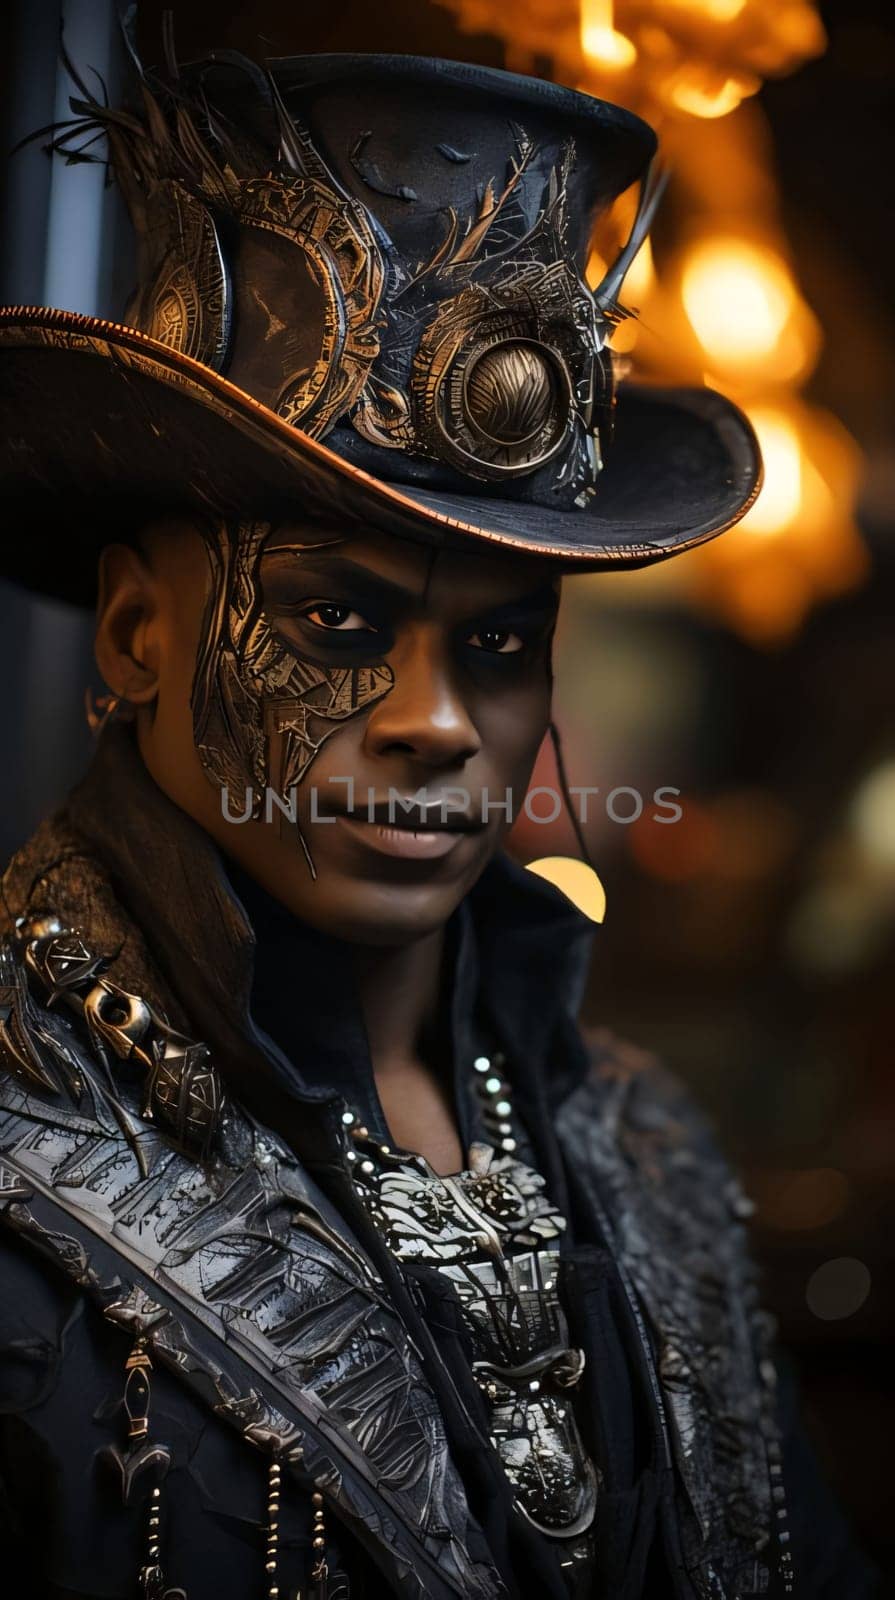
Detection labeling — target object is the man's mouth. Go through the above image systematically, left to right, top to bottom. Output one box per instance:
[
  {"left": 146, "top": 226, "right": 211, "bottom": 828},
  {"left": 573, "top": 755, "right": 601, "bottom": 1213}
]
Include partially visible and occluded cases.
[
  {"left": 320, "top": 796, "right": 486, "bottom": 862},
  {"left": 320, "top": 798, "right": 484, "bottom": 833}
]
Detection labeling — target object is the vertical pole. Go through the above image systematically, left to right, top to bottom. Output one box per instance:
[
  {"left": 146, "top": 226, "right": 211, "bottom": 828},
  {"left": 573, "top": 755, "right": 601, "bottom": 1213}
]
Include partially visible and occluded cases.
[
  {"left": 0, "top": 0, "right": 124, "bottom": 856},
  {"left": 42, "top": 0, "right": 121, "bottom": 315}
]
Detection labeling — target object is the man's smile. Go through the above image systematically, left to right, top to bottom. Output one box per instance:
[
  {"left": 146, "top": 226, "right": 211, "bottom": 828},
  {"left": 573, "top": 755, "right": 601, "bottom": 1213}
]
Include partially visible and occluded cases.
[
  {"left": 315, "top": 794, "right": 486, "bottom": 833},
  {"left": 333, "top": 814, "right": 470, "bottom": 860}
]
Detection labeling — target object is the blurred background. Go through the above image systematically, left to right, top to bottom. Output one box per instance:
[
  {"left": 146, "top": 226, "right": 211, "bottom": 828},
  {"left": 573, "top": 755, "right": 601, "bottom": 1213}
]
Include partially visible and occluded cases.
[{"left": 1, "top": 0, "right": 893, "bottom": 1579}]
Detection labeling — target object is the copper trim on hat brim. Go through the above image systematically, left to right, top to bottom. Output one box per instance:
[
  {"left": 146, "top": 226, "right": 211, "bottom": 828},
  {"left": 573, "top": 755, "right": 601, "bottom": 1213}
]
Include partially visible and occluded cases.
[{"left": 0, "top": 304, "right": 763, "bottom": 569}]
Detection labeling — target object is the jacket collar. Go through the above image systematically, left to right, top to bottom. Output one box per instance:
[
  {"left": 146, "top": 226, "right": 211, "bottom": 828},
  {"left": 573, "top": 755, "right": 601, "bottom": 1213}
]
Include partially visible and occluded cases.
[{"left": 50, "top": 722, "right": 595, "bottom": 1122}]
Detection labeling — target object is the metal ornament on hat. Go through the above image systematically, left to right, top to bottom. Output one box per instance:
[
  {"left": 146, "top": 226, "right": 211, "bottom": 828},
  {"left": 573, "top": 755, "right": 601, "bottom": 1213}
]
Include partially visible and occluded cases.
[
  {"left": 46, "top": 34, "right": 663, "bottom": 510},
  {"left": 104, "top": 69, "right": 387, "bottom": 438},
  {"left": 348, "top": 130, "right": 664, "bottom": 502},
  {"left": 353, "top": 130, "right": 611, "bottom": 504}
]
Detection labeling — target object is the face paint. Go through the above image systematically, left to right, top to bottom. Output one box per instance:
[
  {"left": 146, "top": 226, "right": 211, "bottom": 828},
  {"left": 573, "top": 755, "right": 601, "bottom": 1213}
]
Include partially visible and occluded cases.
[{"left": 190, "top": 519, "right": 394, "bottom": 869}]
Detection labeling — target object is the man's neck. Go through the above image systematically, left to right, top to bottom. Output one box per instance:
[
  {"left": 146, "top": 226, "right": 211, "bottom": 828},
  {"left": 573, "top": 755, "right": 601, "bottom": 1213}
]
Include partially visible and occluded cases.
[
  {"left": 353, "top": 927, "right": 445, "bottom": 1078},
  {"left": 353, "top": 927, "right": 466, "bottom": 1175}
]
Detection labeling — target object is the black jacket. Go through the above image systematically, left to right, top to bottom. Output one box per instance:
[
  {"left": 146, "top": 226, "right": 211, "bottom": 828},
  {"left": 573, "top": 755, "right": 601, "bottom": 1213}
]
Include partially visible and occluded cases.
[{"left": 0, "top": 724, "right": 878, "bottom": 1599}]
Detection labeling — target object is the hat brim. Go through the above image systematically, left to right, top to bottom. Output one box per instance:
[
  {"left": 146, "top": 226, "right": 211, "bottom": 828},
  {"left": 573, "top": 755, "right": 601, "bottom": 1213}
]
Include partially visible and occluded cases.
[{"left": 0, "top": 306, "right": 761, "bottom": 606}]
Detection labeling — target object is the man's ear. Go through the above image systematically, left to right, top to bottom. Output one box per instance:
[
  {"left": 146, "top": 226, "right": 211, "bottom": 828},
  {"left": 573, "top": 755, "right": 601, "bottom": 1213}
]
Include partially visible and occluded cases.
[{"left": 94, "top": 542, "right": 162, "bottom": 705}]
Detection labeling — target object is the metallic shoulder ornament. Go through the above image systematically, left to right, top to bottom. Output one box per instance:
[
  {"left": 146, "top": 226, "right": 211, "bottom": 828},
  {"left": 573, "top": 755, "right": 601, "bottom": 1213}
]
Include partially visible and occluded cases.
[{"left": 14, "top": 915, "right": 225, "bottom": 1165}]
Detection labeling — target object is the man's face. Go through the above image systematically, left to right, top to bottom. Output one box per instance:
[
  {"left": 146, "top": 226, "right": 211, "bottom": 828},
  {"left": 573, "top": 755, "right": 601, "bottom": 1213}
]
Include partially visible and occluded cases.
[{"left": 129, "top": 518, "right": 558, "bottom": 946}]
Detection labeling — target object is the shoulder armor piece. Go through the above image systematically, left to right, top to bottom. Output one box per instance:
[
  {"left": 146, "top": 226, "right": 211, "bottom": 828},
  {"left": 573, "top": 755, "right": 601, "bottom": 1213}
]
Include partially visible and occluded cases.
[{"left": 0, "top": 915, "right": 227, "bottom": 1166}]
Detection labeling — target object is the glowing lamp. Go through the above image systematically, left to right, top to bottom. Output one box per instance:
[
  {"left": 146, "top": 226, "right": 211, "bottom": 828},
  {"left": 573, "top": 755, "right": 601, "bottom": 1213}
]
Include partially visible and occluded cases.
[
  {"left": 580, "top": 1, "right": 637, "bottom": 68},
  {"left": 669, "top": 74, "right": 753, "bottom": 118},
  {"left": 682, "top": 239, "right": 795, "bottom": 367},
  {"left": 739, "top": 408, "right": 803, "bottom": 535}
]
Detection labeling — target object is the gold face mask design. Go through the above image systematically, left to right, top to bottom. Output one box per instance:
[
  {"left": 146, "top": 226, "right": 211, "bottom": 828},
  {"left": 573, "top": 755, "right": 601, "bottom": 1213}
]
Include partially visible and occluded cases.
[{"left": 190, "top": 519, "right": 394, "bottom": 872}]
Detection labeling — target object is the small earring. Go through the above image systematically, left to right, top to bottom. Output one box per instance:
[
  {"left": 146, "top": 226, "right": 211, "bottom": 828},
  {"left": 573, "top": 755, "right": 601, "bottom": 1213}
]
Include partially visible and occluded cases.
[{"left": 84, "top": 687, "right": 126, "bottom": 735}]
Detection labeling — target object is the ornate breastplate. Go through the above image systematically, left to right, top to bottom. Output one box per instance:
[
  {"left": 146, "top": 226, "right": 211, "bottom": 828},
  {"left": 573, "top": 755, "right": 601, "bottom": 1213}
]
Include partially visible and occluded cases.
[{"left": 344, "top": 1052, "right": 598, "bottom": 1590}]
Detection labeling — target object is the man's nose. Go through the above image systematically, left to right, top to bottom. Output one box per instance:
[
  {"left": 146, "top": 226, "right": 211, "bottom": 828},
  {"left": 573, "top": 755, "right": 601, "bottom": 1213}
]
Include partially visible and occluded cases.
[{"left": 363, "top": 624, "right": 481, "bottom": 769}]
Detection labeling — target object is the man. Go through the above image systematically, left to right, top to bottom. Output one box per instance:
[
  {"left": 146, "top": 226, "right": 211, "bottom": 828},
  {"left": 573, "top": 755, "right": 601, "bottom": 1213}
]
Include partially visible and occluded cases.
[{"left": 0, "top": 37, "right": 876, "bottom": 1600}]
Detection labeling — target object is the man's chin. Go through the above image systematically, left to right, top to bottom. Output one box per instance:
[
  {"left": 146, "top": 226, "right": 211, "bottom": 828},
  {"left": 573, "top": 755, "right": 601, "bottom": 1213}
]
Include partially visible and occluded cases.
[
  {"left": 264, "top": 863, "right": 482, "bottom": 947},
  {"left": 343, "top": 888, "right": 466, "bottom": 945}
]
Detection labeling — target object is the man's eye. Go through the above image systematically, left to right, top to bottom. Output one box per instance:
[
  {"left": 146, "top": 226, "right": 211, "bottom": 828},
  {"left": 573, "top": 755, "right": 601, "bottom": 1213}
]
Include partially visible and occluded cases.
[
  {"left": 301, "top": 603, "right": 376, "bottom": 633},
  {"left": 466, "top": 628, "right": 524, "bottom": 655}
]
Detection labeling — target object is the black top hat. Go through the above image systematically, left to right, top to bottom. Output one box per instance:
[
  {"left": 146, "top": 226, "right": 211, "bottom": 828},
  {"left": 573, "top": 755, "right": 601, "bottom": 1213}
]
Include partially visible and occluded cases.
[{"left": 0, "top": 45, "right": 761, "bottom": 605}]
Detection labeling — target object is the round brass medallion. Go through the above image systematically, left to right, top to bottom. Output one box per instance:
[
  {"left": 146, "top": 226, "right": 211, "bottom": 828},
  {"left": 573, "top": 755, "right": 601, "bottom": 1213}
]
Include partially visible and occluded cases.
[
  {"left": 411, "top": 281, "right": 584, "bottom": 482},
  {"left": 434, "top": 334, "right": 572, "bottom": 479},
  {"left": 463, "top": 340, "right": 560, "bottom": 447}
]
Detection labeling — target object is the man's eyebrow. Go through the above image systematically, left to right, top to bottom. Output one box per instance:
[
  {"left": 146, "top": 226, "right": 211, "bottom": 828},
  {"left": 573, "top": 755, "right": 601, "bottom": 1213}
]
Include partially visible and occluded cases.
[
  {"left": 260, "top": 551, "right": 424, "bottom": 607},
  {"left": 261, "top": 552, "right": 559, "bottom": 619},
  {"left": 461, "top": 583, "right": 560, "bottom": 625}
]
